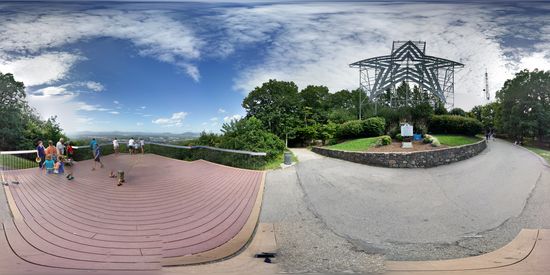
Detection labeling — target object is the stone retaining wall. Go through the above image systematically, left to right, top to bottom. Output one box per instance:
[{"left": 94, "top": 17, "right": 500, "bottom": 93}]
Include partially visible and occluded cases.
[{"left": 312, "top": 139, "right": 487, "bottom": 168}]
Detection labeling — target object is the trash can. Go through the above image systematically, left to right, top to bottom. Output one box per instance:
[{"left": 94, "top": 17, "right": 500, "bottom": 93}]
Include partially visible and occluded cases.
[{"left": 284, "top": 152, "right": 292, "bottom": 165}]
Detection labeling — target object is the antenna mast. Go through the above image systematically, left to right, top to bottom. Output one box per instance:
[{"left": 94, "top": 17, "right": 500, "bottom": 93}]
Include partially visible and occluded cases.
[{"left": 484, "top": 69, "right": 490, "bottom": 101}]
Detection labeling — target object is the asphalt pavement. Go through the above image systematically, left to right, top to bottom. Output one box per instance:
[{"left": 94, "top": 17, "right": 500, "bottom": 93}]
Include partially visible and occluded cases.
[{"left": 262, "top": 139, "right": 550, "bottom": 264}]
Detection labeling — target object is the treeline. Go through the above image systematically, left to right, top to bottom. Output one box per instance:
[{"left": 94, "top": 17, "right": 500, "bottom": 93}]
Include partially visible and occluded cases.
[
  {"left": 468, "top": 69, "right": 550, "bottom": 146},
  {"left": 0, "top": 72, "right": 66, "bottom": 151}
]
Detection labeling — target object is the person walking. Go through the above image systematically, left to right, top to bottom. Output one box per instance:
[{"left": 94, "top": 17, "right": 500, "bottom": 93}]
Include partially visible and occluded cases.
[
  {"left": 485, "top": 129, "right": 490, "bottom": 143},
  {"left": 128, "top": 137, "right": 135, "bottom": 154},
  {"left": 90, "top": 138, "right": 98, "bottom": 158},
  {"left": 113, "top": 138, "right": 120, "bottom": 154},
  {"left": 140, "top": 138, "right": 145, "bottom": 154},
  {"left": 36, "top": 140, "right": 46, "bottom": 169},
  {"left": 92, "top": 143, "right": 104, "bottom": 171}
]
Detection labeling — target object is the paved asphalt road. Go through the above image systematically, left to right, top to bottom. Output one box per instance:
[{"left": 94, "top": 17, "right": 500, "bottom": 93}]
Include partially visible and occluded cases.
[{"left": 262, "top": 139, "right": 550, "bottom": 266}]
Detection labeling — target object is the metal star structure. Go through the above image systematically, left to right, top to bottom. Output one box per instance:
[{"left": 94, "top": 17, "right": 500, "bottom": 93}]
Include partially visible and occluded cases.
[{"left": 350, "top": 41, "right": 464, "bottom": 109}]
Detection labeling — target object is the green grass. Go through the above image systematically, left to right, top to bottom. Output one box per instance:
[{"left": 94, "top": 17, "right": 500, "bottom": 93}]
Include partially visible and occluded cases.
[
  {"left": 432, "top": 135, "right": 481, "bottom": 147},
  {"left": 326, "top": 137, "right": 380, "bottom": 151},
  {"left": 524, "top": 146, "right": 550, "bottom": 163},
  {"left": 261, "top": 151, "right": 299, "bottom": 170},
  {"left": 0, "top": 154, "right": 38, "bottom": 169}
]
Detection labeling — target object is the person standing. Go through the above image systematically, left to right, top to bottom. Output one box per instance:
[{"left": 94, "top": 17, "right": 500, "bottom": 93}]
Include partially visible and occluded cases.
[
  {"left": 128, "top": 137, "right": 135, "bottom": 154},
  {"left": 56, "top": 138, "right": 65, "bottom": 156},
  {"left": 90, "top": 138, "right": 98, "bottom": 158},
  {"left": 113, "top": 138, "right": 119, "bottom": 154},
  {"left": 140, "top": 138, "right": 145, "bottom": 154},
  {"left": 36, "top": 140, "right": 46, "bottom": 169},
  {"left": 45, "top": 140, "right": 57, "bottom": 161},
  {"left": 66, "top": 141, "right": 74, "bottom": 161}
]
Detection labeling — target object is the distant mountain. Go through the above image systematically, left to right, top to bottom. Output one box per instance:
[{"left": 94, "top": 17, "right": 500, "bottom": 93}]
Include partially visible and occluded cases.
[{"left": 68, "top": 131, "right": 200, "bottom": 143}]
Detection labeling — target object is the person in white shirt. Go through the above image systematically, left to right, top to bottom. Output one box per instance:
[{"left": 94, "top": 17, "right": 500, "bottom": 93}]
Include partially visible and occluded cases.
[
  {"left": 128, "top": 137, "right": 135, "bottom": 154},
  {"left": 56, "top": 138, "right": 65, "bottom": 156},
  {"left": 112, "top": 138, "right": 119, "bottom": 154},
  {"left": 140, "top": 139, "right": 145, "bottom": 154}
]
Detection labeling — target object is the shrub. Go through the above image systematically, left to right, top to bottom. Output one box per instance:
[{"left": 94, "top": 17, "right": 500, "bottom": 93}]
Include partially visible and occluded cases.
[
  {"left": 449, "top": 108, "right": 466, "bottom": 116},
  {"left": 428, "top": 115, "right": 483, "bottom": 136},
  {"left": 219, "top": 117, "right": 285, "bottom": 160},
  {"left": 362, "top": 117, "right": 386, "bottom": 137},
  {"left": 335, "top": 120, "right": 364, "bottom": 139},
  {"left": 396, "top": 133, "right": 404, "bottom": 142},
  {"left": 423, "top": 134, "right": 433, "bottom": 144},
  {"left": 376, "top": 135, "right": 392, "bottom": 146},
  {"left": 431, "top": 137, "right": 441, "bottom": 147}
]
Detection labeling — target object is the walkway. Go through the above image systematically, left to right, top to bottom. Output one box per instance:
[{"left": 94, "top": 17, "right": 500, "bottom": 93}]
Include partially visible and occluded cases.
[
  {"left": 286, "top": 139, "right": 550, "bottom": 261},
  {"left": 0, "top": 154, "right": 264, "bottom": 273}
]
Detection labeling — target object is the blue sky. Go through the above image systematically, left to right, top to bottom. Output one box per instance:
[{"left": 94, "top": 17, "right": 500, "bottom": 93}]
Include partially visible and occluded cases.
[{"left": 0, "top": 1, "right": 548, "bottom": 134}]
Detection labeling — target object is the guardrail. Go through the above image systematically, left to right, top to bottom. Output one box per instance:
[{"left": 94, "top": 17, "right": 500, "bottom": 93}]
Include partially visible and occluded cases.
[{"left": 1, "top": 142, "right": 267, "bottom": 172}]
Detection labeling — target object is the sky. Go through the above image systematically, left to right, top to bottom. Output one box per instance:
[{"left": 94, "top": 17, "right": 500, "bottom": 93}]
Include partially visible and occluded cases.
[{"left": 0, "top": 1, "right": 548, "bottom": 134}]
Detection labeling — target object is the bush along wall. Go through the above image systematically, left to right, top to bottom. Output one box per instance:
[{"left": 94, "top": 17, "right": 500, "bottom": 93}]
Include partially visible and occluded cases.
[
  {"left": 428, "top": 115, "right": 483, "bottom": 136},
  {"left": 335, "top": 117, "right": 386, "bottom": 140}
]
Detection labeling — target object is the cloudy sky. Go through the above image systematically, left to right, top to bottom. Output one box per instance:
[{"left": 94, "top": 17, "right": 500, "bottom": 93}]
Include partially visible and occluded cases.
[{"left": 0, "top": 1, "right": 548, "bottom": 134}]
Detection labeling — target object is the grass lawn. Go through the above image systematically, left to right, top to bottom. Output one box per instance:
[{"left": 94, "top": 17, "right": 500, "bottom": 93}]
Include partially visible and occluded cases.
[
  {"left": 432, "top": 135, "right": 481, "bottom": 147},
  {"left": 326, "top": 137, "right": 379, "bottom": 151},
  {"left": 524, "top": 146, "right": 550, "bottom": 164},
  {"left": 261, "top": 151, "right": 299, "bottom": 170},
  {"left": 0, "top": 154, "right": 38, "bottom": 169}
]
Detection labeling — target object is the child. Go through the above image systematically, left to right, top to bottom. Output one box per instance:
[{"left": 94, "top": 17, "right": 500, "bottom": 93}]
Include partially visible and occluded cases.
[
  {"left": 66, "top": 141, "right": 74, "bottom": 162},
  {"left": 92, "top": 144, "right": 104, "bottom": 171},
  {"left": 44, "top": 154, "right": 55, "bottom": 174},
  {"left": 56, "top": 156, "right": 65, "bottom": 175},
  {"left": 54, "top": 161, "right": 60, "bottom": 174}
]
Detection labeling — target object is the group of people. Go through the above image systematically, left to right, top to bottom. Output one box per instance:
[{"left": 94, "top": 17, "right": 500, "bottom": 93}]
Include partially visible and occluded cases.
[
  {"left": 485, "top": 128, "right": 496, "bottom": 143},
  {"left": 114, "top": 137, "right": 145, "bottom": 154},
  {"left": 36, "top": 138, "right": 74, "bottom": 180}
]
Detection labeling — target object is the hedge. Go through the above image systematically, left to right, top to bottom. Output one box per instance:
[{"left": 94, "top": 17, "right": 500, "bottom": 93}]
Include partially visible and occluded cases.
[
  {"left": 428, "top": 115, "right": 482, "bottom": 136},
  {"left": 335, "top": 117, "right": 386, "bottom": 139}
]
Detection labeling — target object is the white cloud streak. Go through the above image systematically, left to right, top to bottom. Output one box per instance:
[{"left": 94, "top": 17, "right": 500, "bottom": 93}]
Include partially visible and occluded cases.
[{"left": 152, "top": 112, "right": 188, "bottom": 127}]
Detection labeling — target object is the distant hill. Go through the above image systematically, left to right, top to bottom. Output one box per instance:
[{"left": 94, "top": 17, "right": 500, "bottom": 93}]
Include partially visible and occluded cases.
[{"left": 68, "top": 131, "right": 200, "bottom": 143}]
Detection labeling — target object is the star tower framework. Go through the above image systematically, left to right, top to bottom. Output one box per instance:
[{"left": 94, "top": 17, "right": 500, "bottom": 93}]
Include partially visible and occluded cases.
[{"left": 350, "top": 41, "right": 464, "bottom": 118}]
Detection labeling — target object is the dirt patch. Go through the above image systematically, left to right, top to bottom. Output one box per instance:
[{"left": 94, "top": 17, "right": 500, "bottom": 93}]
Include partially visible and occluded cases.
[{"left": 367, "top": 140, "right": 448, "bottom": 152}]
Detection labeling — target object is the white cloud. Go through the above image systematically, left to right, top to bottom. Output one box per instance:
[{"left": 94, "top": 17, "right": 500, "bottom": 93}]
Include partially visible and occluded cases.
[
  {"left": 217, "top": 2, "right": 549, "bottom": 110},
  {"left": 0, "top": 8, "right": 202, "bottom": 84},
  {"left": 0, "top": 52, "right": 81, "bottom": 86},
  {"left": 82, "top": 81, "right": 104, "bottom": 92},
  {"left": 32, "top": 86, "right": 73, "bottom": 97},
  {"left": 113, "top": 100, "right": 119, "bottom": 104},
  {"left": 76, "top": 102, "right": 109, "bottom": 112},
  {"left": 139, "top": 106, "right": 146, "bottom": 109},
  {"left": 218, "top": 108, "right": 226, "bottom": 113},
  {"left": 109, "top": 111, "right": 120, "bottom": 115},
  {"left": 152, "top": 111, "right": 188, "bottom": 127},
  {"left": 223, "top": 114, "right": 242, "bottom": 122},
  {"left": 210, "top": 117, "right": 219, "bottom": 121},
  {"left": 136, "top": 122, "right": 143, "bottom": 126}
]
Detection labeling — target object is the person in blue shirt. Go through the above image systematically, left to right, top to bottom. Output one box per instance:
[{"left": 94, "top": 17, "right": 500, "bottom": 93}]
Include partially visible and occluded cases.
[
  {"left": 90, "top": 138, "right": 98, "bottom": 158},
  {"left": 36, "top": 140, "right": 46, "bottom": 169},
  {"left": 92, "top": 144, "right": 104, "bottom": 171},
  {"left": 44, "top": 154, "right": 55, "bottom": 174}
]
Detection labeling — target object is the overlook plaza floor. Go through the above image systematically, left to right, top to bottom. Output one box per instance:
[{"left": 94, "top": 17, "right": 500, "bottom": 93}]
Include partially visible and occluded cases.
[{"left": 0, "top": 154, "right": 265, "bottom": 274}]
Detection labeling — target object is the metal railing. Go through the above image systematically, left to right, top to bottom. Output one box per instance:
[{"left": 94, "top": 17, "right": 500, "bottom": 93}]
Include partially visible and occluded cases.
[{"left": 1, "top": 142, "right": 267, "bottom": 174}]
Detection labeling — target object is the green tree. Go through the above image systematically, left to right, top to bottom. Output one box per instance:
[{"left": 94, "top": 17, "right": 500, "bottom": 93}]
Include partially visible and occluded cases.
[
  {"left": 496, "top": 69, "right": 550, "bottom": 141},
  {"left": 0, "top": 72, "right": 28, "bottom": 150},
  {"left": 242, "top": 80, "right": 301, "bottom": 142},
  {"left": 299, "top": 85, "right": 330, "bottom": 124},
  {"left": 449, "top": 108, "right": 466, "bottom": 116},
  {"left": 220, "top": 117, "right": 285, "bottom": 160}
]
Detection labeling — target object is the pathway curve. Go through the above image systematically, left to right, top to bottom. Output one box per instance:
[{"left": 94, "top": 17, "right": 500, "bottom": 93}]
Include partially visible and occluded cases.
[{"left": 280, "top": 140, "right": 550, "bottom": 260}]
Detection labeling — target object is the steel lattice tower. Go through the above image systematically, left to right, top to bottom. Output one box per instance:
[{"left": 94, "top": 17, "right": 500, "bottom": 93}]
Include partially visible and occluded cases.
[{"left": 350, "top": 41, "right": 464, "bottom": 118}]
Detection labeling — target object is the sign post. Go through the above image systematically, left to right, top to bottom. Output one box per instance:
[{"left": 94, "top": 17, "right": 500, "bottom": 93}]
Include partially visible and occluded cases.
[{"left": 401, "top": 123, "right": 414, "bottom": 148}]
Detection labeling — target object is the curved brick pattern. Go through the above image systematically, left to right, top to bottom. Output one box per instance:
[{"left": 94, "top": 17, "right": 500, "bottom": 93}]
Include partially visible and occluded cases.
[
  {"left": 312, "top": 140, "right": 487, "bottom": 168},
  {"left": 1, "top": 154, "right": 264, "bottom": 271}
]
